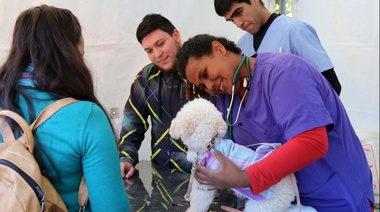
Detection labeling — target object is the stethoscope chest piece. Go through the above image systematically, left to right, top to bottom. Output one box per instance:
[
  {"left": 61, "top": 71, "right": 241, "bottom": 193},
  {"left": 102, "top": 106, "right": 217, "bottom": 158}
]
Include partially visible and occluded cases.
[{"left": 243, "top": 77, "right": 249, "bottom": 88}]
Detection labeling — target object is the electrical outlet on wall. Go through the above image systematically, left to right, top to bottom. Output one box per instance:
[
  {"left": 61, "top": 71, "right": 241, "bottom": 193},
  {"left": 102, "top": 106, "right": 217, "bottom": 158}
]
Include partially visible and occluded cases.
[{"left": 110, "top": 107, "right": 120, "bottom": 119}]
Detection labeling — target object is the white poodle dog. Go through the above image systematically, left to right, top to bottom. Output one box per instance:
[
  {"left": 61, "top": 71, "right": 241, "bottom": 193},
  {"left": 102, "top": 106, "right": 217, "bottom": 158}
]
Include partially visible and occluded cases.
[{"left": 169, "top": 98, "right": 316, "bottom": 212}]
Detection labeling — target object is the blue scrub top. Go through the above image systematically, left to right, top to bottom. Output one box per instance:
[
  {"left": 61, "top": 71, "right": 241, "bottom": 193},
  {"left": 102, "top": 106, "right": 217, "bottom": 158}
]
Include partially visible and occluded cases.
[{"left": 237, "top": 15, "right": 334, "bottom": 73}]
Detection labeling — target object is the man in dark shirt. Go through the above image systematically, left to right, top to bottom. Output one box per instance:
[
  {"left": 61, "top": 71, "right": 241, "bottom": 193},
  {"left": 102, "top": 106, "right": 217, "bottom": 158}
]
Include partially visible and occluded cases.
[{"left": 118, "top": 14, "right": 192, "bottom": 178}]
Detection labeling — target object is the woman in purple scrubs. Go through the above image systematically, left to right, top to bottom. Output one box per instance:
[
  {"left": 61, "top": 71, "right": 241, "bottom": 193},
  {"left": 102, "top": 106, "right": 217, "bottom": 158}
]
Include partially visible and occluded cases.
[{"left": 176, "top": 34, "right": 375, "bottom": 211}]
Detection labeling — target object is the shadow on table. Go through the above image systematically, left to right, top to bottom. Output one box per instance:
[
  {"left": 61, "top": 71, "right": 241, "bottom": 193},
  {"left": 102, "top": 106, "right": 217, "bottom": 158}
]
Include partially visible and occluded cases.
[{"left": 125, "top": 161, "right": 239, "bottom": 212}]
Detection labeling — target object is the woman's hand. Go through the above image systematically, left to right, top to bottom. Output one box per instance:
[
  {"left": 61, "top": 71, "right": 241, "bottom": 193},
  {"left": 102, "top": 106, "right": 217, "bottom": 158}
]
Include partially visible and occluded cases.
[{"left": 194, "top": 150, "right": 250, "bottom": 189}]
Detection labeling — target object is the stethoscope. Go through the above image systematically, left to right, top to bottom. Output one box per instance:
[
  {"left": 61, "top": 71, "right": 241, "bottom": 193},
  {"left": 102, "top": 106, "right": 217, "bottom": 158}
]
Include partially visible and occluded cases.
[{"left": 226, "top": 54, "right": 252, "bottom": 139}]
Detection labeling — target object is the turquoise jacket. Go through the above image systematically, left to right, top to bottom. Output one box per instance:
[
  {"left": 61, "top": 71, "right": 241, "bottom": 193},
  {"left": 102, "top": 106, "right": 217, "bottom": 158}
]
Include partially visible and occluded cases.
[{"left": 1, "top": 88, "right": 130, "bottom": 212}]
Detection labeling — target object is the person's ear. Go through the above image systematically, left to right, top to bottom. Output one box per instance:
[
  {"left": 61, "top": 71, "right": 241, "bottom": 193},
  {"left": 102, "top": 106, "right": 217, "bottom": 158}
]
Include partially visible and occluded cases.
[
  {"left": 172, "top": 29, "right": 181, "bottom": 45},
  {"left": 211, "top": 40, "right": 227, "bottom": 56}
]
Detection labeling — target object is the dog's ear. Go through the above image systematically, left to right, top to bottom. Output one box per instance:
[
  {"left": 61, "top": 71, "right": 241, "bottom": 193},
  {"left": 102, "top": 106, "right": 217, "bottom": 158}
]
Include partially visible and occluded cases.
[
  {"left": 169, "top": 115, "right": 195, "bottom": 141},
  {"left": 169, "top": 117, "right": 181, "bottom": 139}
]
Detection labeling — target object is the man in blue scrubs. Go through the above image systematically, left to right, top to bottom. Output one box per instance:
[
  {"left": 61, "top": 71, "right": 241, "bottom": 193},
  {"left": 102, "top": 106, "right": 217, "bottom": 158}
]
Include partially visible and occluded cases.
[{"left": 214, "top": 0, "right": 342, "bottom": 95}]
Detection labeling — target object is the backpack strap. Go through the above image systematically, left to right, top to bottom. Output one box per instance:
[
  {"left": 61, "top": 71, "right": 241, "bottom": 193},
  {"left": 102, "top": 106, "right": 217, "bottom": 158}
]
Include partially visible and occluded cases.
[
  {"left": 1, "top": 97, "right": 89, "bottom": 209},
  {"left": 30, "top": 97, "right": 89, "bottom": 210},
  {"left": 30, "top": 97, "right": 78, "bottom": 130},
  {"left": 0, "top": 98, "right": 78, "bottom": 153},
  {"left": 0, "top": 110, "right": 34, "bottom": 153}
]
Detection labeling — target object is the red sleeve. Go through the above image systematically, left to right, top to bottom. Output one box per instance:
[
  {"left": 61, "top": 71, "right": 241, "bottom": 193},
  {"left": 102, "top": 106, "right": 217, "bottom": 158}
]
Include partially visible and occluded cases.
[{"left": 244, "top": 126, "right": 328, "bottom": 194}]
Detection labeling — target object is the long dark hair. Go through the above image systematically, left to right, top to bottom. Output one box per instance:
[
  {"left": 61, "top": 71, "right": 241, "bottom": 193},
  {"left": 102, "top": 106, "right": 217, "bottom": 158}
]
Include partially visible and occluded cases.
[
  {"left": 0, "top": 4, "right": 108, "bottom": 122},
  {"left": 0, "top": 5, "right": 113, "bottom": 179}
]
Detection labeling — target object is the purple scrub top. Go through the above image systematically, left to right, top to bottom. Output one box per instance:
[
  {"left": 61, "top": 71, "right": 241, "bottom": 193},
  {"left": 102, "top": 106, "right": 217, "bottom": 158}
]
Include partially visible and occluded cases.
[{"left": 217, "top": 52, "right": 374, "bottom": 211}]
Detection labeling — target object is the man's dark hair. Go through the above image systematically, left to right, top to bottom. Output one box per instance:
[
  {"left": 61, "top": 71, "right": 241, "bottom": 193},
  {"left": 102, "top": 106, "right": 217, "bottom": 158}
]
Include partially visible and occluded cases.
[
  {"left": 214, "top": 0, "right": 264, "bottom": 16},
  {"left": 136, "top": 13, "right": 176, "bottom": 44}
]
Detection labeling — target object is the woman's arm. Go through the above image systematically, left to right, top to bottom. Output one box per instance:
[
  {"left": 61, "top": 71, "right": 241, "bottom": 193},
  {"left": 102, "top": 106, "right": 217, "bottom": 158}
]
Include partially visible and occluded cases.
[
  {"left": 82, "top": 104, "right": 130, "bottom": 211},
  {"left": 194, "top": 126, "right": 328, "bottom": 194},
  {"left": 245, "top": 126, "right": 328, "bottom": 194}
]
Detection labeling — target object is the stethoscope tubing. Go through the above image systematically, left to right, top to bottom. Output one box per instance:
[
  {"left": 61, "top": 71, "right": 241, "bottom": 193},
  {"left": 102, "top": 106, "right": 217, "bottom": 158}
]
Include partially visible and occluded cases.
[{"left": 226, "top": 54, "right": 251, "bottom": 127}]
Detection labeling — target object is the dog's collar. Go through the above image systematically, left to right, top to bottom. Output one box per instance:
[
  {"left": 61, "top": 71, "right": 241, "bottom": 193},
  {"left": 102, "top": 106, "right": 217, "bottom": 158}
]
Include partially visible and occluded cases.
[
  {"left": 187, "top": 138, "right": 216, "bottom": 169},
  {"left": 195, "top": 138, "right": 216, "bottom": 161}
]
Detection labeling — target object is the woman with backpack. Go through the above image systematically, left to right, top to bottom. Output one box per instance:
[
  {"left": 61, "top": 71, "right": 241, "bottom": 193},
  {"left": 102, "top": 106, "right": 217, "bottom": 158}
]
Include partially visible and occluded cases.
[{"left": 0, "top": 5, "right": 130, "bottom": 211}]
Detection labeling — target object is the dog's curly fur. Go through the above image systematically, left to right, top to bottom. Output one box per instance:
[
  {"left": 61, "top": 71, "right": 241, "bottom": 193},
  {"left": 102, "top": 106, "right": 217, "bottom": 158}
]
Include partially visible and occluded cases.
[{"left": 169, "top": 98, "right": 317, "bottom": 212}]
